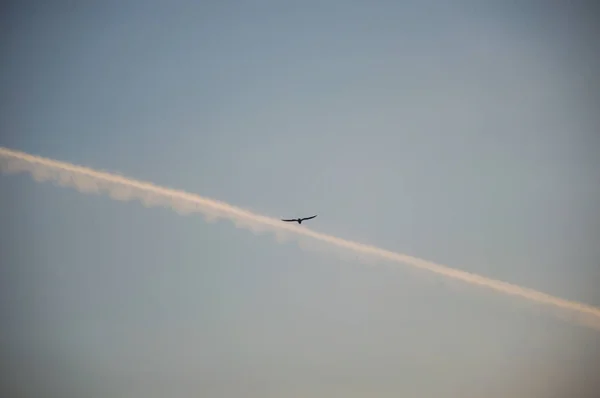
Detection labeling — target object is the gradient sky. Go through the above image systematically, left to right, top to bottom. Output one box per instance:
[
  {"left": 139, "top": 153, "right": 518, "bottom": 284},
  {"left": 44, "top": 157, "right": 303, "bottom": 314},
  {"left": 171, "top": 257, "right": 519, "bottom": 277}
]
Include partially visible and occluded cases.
[{"left": 1, "top": 1, "right": 599, "bottom": 397}]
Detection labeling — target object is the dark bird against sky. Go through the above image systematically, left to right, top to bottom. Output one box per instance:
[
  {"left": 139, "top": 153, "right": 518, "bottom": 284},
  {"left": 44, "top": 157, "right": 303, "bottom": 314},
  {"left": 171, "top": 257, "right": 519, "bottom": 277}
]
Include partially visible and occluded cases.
[{"left": 281, "top": 215, "right": 317, "bottom": 224}]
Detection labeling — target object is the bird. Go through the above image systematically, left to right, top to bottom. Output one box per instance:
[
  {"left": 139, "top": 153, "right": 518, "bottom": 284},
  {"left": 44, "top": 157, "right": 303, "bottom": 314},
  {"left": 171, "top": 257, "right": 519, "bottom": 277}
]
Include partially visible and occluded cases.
[{"left": 281, "top": 215, "right": 317, "bottom": 224}]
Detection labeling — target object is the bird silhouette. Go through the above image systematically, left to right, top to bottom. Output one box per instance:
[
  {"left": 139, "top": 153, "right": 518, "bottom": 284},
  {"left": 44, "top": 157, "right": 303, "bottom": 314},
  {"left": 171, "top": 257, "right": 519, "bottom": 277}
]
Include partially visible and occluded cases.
[{"left": 281, "top": 215, "right": 317, "bottom": 224}]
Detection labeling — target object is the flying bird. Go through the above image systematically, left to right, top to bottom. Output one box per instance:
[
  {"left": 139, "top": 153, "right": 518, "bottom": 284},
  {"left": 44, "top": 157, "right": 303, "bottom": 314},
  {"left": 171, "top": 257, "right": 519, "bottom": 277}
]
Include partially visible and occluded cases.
[{"left": 281, "top": 215, "right": 317, "bottom": 224}]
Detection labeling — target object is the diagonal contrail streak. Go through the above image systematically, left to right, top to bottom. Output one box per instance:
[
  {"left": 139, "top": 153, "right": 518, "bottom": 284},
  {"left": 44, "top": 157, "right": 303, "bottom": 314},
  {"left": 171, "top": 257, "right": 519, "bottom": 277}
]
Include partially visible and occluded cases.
[{"left": 1, "top": 146, "right": 600, "bottom": 331}]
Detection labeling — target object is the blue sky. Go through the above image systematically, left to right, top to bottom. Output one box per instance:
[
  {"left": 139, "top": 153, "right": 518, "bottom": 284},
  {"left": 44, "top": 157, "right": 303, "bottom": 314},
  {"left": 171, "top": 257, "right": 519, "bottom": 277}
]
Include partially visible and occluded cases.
[{"left": 1, "top": 1, "right": 599, "bottom": 397}]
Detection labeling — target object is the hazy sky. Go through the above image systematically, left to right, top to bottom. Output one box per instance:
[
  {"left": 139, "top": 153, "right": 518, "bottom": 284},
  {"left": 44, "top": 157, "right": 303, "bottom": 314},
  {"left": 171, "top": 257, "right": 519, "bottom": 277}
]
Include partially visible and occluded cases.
[{"left": 1, "top": 1, "right": 599, "bottom": 397}]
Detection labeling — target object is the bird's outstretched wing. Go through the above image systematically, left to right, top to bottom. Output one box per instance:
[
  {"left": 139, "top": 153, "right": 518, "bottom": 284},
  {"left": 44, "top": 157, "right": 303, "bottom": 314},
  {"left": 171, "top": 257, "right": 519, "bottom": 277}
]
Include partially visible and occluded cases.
[
  {"left": 300, "top": 215, "right": 317, "bottom": 221},
  {"left": 281, "top": 218, "right": 298, "bottom": 222}
]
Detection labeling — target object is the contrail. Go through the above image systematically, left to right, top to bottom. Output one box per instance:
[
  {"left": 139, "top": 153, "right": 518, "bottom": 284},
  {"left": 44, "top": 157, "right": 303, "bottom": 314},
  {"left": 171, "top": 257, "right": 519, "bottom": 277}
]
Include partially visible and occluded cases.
[{"left": 2, "top": 146, "right": 600, "bottom": 331}]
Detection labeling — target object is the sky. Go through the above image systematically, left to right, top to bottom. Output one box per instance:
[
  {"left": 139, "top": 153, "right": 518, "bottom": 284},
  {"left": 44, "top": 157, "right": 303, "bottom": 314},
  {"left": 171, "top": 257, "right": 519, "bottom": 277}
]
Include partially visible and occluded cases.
[{"left": 1, "top": 1, "right": 599, "bottom": 397}]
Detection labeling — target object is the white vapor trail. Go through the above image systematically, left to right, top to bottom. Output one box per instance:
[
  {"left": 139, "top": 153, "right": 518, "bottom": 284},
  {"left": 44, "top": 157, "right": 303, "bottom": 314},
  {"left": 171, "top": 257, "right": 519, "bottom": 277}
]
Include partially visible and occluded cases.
[{"left": 2, "top": 146, "right": 600, "bottom": 331}]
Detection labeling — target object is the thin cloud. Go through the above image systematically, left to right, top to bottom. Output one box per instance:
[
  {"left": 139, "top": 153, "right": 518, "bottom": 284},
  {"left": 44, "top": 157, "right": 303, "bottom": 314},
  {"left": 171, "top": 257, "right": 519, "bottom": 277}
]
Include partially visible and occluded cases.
[{"left": 2, "top": 146, "right": 599, "bottom": 331}]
